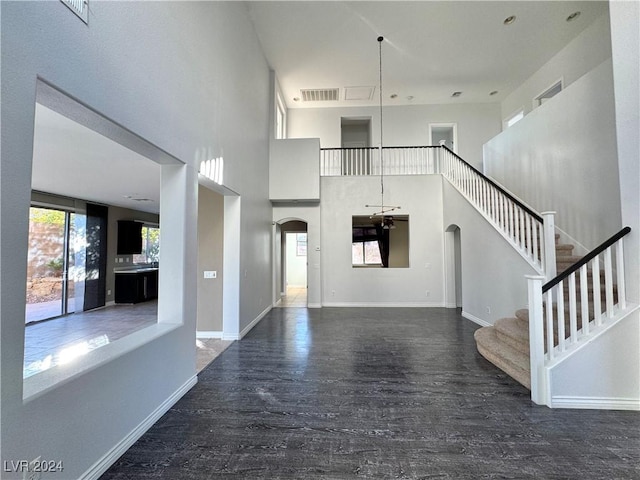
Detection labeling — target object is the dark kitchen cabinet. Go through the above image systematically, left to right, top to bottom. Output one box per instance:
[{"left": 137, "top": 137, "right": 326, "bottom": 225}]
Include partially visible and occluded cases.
[{"left": 114, "top": 270, "right": 158, "bottom": 304}]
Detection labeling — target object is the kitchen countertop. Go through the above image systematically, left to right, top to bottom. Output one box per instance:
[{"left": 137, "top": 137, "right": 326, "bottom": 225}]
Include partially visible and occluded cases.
[{"left": 113, "top": 266, "right": 159, "bottom": 274}]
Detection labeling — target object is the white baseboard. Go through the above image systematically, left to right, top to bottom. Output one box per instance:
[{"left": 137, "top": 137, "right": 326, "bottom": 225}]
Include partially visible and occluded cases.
[
  {"left": 554, "top": 225, "right": 590, "bottom": 257},
  {"left": 105, "top": 300, "right": 116, "bottom": 307},
  {"left": 322, "top": 302, "right": 446, "bottom": 308},
  {"left": 445, "top": 302, "right": 458, "bottom": 308},
  {"left": 307, "top": 303, "right": 322, "bottom": 309},
  {"left": 239, "top": 305, "right": 272, "bottom": 339},
  {"left": 462, "top": 311, "right": 491, "bottom": 327},
  {"left": 196, "top": 331, "right": 223, "bottom": 339},
  {"left": 81, "top": 375, "right": 198, "bottom": 480},
  {"left": 550, "top": 396, "right": 640, "bottom": 411}
]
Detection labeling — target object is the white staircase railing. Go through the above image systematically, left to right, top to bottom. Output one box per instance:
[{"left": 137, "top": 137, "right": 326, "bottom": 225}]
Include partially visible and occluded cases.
[
  {"left": 438, "top": 146, "right": 554, "bottom": 276},
  {"left": 527, "top": 226, "right": 632, "bottom": 405}
]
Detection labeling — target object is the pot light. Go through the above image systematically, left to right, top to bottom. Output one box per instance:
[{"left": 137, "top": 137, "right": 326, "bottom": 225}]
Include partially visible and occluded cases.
[
  {"left": 566, "top": 11, "right": 581, "bottom": 22},
  {"left": 503, "top": 15, "right": 516, "bottom": 25},
  {"left": 490, "top": 90, "right": 498, "bottom": 96},
  {"left": 452, "top": 91, "right": 462, "bottom": 97},
  {"left": 390, "top": 93, "right": 398, "bottom": 99}
]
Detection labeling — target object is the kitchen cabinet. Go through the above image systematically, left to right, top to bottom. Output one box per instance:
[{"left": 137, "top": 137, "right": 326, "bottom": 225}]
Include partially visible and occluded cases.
[{"left": 114, "top": 269, "right": 158, "bottom": 304}]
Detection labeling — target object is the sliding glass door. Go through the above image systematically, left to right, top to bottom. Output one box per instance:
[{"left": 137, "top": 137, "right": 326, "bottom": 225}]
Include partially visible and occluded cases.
[{"left": 25, "top": 207, "right": 86, "bottom": 323}]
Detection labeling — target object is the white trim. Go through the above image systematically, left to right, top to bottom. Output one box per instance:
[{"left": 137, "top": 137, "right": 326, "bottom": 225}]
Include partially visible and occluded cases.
[
  {"left": 105, "top": 300, "right": 116, "bottom": 307},
  {"left": 322, "top": 302, "right": 446, "bottom": 308},
  {"left": 445, "top": 302, "right": 458, "bottom": 308},
  {"left": 307, "top": 303, "right": 322, "bottom": 309},
  {"left": 238, "top": 305, "right": 272, "bottom": 339},
  {"left": 462, "top": 311, "right": 491, "bottom": 327},
  {"left": 196, "top": 330, "right": 223, "bottom": 339},
  {"left": 80, "top": 375, "right": 197, "bottom": 480},
  {"left": 550, "top": 396, "right": 640, "bottom": 411}
]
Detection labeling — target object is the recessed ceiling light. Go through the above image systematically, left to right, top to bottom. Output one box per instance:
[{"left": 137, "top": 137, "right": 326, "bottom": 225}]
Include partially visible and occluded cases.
[
  {"left": 566, "top": 11, "right": 581, "bottom": 22},
  {"left": 503, "top": 15, "right": 516, "bottom": 25},
  {"left": 490, "top": 90, "right": 499, "bottom": 96},
  {"left": 452, "top": 91, "right": 462, "bottom": 97},
  {"left": 390, "top": 93, "right": 398, "bottom": 99},
  {"left": 406, "top": 95, "right": 414, "bottom": 101},
  {"left": 293, "top": 97, "right": 300, "bottom": 102}
]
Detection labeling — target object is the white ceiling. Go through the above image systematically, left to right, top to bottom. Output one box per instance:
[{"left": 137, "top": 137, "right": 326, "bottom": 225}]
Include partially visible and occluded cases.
[
  {"left": 30, "top": 1, "right": 608, "bottom": 214},
  {"left": 247, "top": 1, "right": 609, "bottom": 108},
  {"left": 32, "top": 105, "right": 161, "bottom": 214}
]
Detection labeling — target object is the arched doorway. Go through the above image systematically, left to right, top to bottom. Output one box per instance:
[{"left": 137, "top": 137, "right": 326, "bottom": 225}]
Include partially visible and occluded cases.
[
  {"left": 276, "top": 220, "right": 308, "bottom": 307},
  {"left": 445, "top": 224, "right": 463, "bottom": 309}
]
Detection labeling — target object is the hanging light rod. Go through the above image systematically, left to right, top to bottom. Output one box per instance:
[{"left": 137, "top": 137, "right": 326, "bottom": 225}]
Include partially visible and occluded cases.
[{"left": 365, "top": 35, "right": 401, "bottom": 218}]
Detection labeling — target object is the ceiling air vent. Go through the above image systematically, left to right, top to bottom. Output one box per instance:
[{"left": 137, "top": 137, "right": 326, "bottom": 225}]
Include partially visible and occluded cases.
[
  {"left": 60, "top": 0, "right": 88, "bottom": 24},
  {"left": 300, "top": 88, "right": 339, "bottom": 102}
]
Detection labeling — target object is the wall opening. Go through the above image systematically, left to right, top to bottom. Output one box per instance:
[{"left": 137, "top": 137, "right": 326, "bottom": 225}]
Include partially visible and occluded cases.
[
  {"left": 429, "top": 123, "right": 458, "bottom": 152},
  {"left": 276, "top": 220, "right": 308, "bottom": 307},
  {"left": 445, "top": 225, "right": 463, "bottom": 309}
]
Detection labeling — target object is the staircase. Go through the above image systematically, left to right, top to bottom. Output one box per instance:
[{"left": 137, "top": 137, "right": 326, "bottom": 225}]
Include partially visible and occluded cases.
[
  {"left": 474, "top": 227, "right": 630, "bottom": 394},
  {"left": 474, "top": 233, "right": 580, "bottom": 389}
]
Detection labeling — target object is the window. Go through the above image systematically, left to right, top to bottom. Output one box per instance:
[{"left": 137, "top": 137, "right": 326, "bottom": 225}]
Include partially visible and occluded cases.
[
  {"left": 534, "top": 79, "right": 563, "bottom": 107},
  {"left": 275, "top": 93, "right": 286, "bottom": 139},
  {"left": 504, "top": 109, "right": 524, "bottom": 129},
  {"left": 133, "top": 225, "right": 160, "bottom": 264},
  {"left": 296, "top": 233, "right": 307, "bottom": 256}
]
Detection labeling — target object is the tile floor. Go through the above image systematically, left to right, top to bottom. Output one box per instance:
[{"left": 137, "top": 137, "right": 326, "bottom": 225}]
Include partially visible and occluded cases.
[
  {"left": 276, "top": 285, "right": 307, "bottom": 308},
  {"left": 24, "top": 300, "right": 234, "bottom": 379},
  {"left": 100, "top": 307, "right": 640, "bottom": 479}
]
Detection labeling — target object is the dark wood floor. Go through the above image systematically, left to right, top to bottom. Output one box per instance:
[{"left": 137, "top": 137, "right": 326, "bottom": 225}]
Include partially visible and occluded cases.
[{"left": 101, "top": 307, "right": 640, "bottom": 479}]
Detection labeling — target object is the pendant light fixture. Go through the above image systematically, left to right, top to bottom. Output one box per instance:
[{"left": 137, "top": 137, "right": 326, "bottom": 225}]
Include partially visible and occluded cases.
[{"left": 366, "top": 36, "right": 401, "bottom": 226}]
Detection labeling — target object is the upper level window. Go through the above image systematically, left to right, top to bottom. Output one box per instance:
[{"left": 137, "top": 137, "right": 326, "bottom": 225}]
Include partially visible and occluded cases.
[
  {"left": 534, "top": 80, "right": 563, "bottom": 107},
  {"left": 275, "top": 93, "right": 286, "bottom": 139},
  {"left": 504, "top": 109, "right": 524, "bottom": 129}
]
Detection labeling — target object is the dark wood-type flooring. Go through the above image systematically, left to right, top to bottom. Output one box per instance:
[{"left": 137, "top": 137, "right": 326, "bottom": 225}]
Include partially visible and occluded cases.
[{"left": 101, "top": 307, "right": 640, "bottom": 479}]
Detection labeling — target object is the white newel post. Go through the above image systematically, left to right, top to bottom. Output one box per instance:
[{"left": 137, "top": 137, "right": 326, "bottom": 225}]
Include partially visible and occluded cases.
[
  {"left": 541, "top": 211, "right": 557, "bottom": 280},
  {"left": 527, "top": 275, "right": 548, "bottom": 406}
]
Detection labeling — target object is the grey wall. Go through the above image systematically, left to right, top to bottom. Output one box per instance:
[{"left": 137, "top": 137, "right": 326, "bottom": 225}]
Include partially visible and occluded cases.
[{"left": 197, "top": 187, "right": 224, "bottom": 333}]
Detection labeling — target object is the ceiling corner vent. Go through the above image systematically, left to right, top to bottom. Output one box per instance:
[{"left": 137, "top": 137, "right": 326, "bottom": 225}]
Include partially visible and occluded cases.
[
  {"left": 60, "top": 0, "right": 88, "bottom": 24},
  {"left": 300, "top": 88, "right": 339, "bottom": 102}
]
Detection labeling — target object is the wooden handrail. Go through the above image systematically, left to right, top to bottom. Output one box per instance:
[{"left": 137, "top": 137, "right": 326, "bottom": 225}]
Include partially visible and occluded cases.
[
  {"left": 441, "top": 146, "right": 543, "bottom": 223},
  {"left": 542, "top": 226, "right": 631, "bottom": 292}
]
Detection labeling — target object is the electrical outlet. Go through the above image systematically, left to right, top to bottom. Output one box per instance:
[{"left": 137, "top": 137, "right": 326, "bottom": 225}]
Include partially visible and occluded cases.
[
  {"left": 107, "top": 289, "right": 112, "bottom": 295},
  {"left": 331, "top": 290, "right": 336, "bottom": 297},
  {"left": 425, "top": 290, "right": 430, "bottom": 297},
  {"left": 486, "top": 306, "right": 491, "bottom": 314},
  {"left": 23, "top": 456, "right": 41, "bottom": 480}
]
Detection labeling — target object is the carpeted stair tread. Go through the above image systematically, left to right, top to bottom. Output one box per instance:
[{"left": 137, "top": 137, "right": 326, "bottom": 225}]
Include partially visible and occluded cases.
[
  {"left": 555, "top": 244, "right": 575, "bottom": 256},
  {"left": 494, "top": 317, "right": 529, "bottom": 354},
  {"left": 474, "top": 327, "right": 531, "bottom": 389}
]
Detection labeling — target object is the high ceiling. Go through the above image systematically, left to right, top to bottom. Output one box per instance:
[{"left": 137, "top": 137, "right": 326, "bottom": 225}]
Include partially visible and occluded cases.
[{"left": 247, "top": 1, "right": 609, "bottom": 108}]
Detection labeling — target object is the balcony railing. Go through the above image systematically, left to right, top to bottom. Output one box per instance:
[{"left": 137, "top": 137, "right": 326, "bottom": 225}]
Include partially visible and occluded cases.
[{"left": 320, "top": 146, "right": 440, "bottom": 176}]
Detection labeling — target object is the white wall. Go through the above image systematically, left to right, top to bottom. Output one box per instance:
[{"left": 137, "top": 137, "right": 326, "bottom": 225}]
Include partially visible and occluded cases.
[
  {"left": 1, "top": 2, "right": 271, "bottom": 478},
  {"left": 501, "top": 12, "right": 612, "bottom": 120},
  {"left": 484, "top": 59, "right": 621, "bottom": 251},
  {"left": 289, "top": 103, "right": 501, "bottom": 169},
  {"left": 269, "top": 138, "right": 320, "bottom": 201},
  {"left": 321, "top": 175, "right": 444, "bottom": 306},
  {"left": 442, "top": 180, "right": 538, "bottom": 325},
  {"left": 285, "top": 233, "right": 307, "bottom": 287},
  {"left": 549, "top": 313, "right": 640, "bottom": 409}
]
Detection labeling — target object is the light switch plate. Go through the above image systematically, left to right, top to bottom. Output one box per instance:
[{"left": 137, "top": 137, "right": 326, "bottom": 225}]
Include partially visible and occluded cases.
[{"left": 204, "top": 271, "right": 217, "bottom": 279}]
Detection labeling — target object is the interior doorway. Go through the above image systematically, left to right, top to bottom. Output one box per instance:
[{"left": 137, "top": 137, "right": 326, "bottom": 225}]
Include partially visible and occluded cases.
[
  {"left": 429, "top": 123, "right": 458, "bottom": 153},
  {"left": 277, "top": 220, "right": 308, "bottom": 307},
  {"left": 445, "top": 225, "right": 463, "bottom": 309}
]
